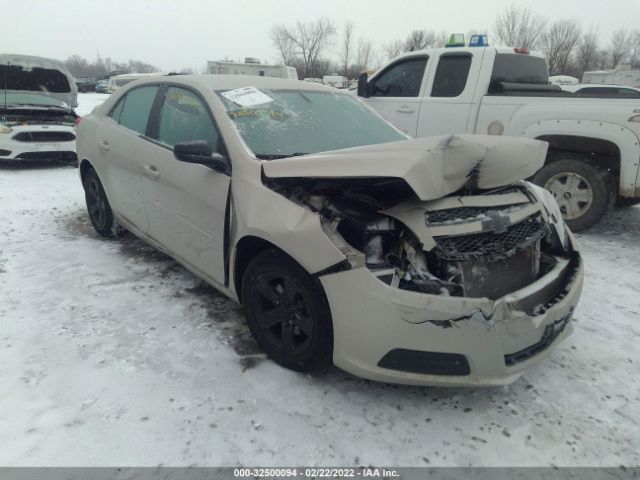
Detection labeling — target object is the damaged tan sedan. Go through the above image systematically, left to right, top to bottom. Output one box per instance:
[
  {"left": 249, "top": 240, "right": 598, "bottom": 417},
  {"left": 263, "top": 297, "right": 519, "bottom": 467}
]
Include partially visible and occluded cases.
[{"left": 76, "top": 75, "right": 583, "bottom": 386}]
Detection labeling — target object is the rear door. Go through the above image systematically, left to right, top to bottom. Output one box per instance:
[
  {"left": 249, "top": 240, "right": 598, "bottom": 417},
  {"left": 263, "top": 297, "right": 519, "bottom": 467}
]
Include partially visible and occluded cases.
[
  {"left": 416, "top": 50, "right": 484, "bottom": 137},
  {"left": 363, "top": 56, "right": 429, "bottom": 137},
  {"left": 135, "top": 84, "right": 231, "bottom": 286},
  {"left": 97, "top": 85, "right": 159, "bottom": 233}
]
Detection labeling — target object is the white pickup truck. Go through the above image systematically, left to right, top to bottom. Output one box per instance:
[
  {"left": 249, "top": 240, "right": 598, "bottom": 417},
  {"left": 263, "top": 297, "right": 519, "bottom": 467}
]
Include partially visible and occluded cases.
[{"left": 357, "top": 46, "right": 640, "bottom": 230}]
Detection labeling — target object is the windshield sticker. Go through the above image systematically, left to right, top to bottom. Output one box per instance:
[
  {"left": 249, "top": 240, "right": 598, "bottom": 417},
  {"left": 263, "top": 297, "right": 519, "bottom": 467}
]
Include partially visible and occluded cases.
[
  {"left": 221, "top": 87, "right": 274, "bottom": 107},
  {"left": 228, "top": 108, "right": 288, "bottom": 121}
]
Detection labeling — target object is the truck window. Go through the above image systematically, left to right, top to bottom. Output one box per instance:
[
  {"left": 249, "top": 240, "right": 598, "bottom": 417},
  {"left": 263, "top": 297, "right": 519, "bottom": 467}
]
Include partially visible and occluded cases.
[
  {"left": 431, "top": 54, "right": 472, "bottom": 97},
  {"left": 490, "top": 54, "right": 548, "bottom": 86},
  {"left": 370, "top": 57, "right": 427, "bottom": 97}
]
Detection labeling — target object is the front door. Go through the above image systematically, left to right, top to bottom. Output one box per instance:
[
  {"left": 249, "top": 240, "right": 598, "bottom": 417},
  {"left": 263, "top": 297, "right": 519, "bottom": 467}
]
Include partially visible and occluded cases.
[
  {"left": 362, "top": 56, "right": 429, "bottom": 137},
  {"left": 136, "top": 85, "right": 231, "bottom": 286}
]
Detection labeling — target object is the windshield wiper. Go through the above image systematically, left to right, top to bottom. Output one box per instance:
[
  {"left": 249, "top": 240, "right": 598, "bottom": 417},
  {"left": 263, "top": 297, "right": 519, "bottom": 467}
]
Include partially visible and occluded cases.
[{"left": 255, "top": 152, "right": 309, "bottom": 160}]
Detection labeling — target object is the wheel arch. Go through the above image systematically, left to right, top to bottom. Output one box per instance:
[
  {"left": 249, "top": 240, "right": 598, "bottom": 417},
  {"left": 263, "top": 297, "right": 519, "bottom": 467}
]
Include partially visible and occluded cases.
[
  {"left": 521, "top": 120, "right": 640, "bottom": 198},
  {"left": 79, "top": 158, "right": 94, "bottom": 181},
  {"left": 233, "top": 236, "right": 299, "bottom": 303}
]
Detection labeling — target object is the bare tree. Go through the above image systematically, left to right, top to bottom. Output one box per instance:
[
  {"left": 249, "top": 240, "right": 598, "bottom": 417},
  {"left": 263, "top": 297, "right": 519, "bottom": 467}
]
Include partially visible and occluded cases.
[
  {"left": 493, "top": 3, "right": 546, "bottom": 49},
  {"left": 281, "top": 18, "right": 336, "bottom": 78},
  {"left": 540, "top": 19, "right": 581, "bottom": 74},
  {"left": 340, "top": 20, "right": 355, "bottom": 77},
  {"left": 270, "top": 25, "right": 297, "bottom": 65},
  {"left": 609, "top": 28, "right": 630, "bottom": 68},
  {"left": 575, "top": 29, "right": 600, "bottom": 74},
  {"left": 404, "top": 30, "right": 437, "bottom": 51},
  {"left": 629, "top": 30, "right": 640, "bottom": 68},
  {"left": 435, "top": 31, "right": 449, "bottom": 48},
  {"left": 356, "top": 38, "right": 373, "bottom": 69},
  {"left": 382, "top": 39, "right": 405, "bottom": 61},
  {"left": 64, "top": 55, "right": 91, "bottom": 77},
  {"left": 128, "top": 59, "right": 159, "bottom": 73}
]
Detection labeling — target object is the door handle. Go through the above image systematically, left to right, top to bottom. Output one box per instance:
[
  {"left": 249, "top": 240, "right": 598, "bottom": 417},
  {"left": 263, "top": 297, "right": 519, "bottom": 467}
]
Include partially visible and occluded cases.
[
  {"left": 397, "top": 105, "right": 415, "bottom": 114},
  {"left": 99, "top": 140, "right": 110, "bottom": 152},
  {"left": 143, "top": 165, "right": 160, "bottom": 180}
]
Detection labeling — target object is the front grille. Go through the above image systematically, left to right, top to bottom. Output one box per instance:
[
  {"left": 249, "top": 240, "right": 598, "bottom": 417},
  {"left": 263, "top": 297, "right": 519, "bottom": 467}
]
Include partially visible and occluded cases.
[
  {"left": 12, "top": 131, "right": 76, "bottom": 142},
  {"left": 426, "top": 204, "right": 525, "bottom": 224},
  {"left": 434, "top": 215, "right": 546, "bottom": 262},
  {"left": 456, "top": 244, "right": 539, "bottom": 299}
]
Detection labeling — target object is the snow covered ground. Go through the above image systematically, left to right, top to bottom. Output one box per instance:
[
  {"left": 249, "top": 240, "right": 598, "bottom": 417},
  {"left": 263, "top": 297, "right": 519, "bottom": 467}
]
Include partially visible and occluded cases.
[{"left": 0, "top": 94, "right": 638, "bottom": 467}]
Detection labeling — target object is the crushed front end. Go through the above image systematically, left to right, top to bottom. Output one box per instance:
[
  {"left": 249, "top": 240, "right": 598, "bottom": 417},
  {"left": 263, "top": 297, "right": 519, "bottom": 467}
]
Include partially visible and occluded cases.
[
  {"left": 262, "top": 135, "right": 583, "bottom": 386},
  {"left": 286, "top": 179, "right": 581, "bottom": 386}
]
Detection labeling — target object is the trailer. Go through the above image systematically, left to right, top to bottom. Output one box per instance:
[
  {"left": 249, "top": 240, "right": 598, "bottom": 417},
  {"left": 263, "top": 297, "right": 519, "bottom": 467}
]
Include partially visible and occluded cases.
[
  {"left": 207, "top": 58, "right": 297, "bottom": 80},
  {"left": 582, "top": 67, "right": 640, "bottom": 87}
]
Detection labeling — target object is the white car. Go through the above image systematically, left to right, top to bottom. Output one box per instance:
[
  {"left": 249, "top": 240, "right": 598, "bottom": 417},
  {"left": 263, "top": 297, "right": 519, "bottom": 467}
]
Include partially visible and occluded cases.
[
  {"left": 0, "top": 55, "right": 78, "bottom": 163},
  {"left": 76, "top": 75, "right": 583, "bottom": 386},
  {"left": 560, "top": 83, "right": 640, "bottom": 97},
  {"left": 0, "top": 93, "right": 77, "bottom": 163}
]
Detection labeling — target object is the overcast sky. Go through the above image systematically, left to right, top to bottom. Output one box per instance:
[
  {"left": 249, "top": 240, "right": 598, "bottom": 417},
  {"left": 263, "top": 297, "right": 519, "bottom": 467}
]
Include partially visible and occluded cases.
[{"left": 3, "top": 0, "right": 639, "bottom": 71}]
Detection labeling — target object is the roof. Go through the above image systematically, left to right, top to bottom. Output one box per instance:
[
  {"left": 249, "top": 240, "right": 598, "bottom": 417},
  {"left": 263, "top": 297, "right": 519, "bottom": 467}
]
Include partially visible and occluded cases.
[
  {"left": 389, "top": 46, "right": 545, "bottom": 61},
  {"left": 111, "top": 72, "right": 164, "bottom": 80},
  {"left": 135, "top": 74, "right": 336, "bottom": 92}
]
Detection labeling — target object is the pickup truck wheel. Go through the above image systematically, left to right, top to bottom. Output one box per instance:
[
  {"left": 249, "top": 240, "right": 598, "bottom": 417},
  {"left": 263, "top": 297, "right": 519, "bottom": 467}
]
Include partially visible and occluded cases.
[
  {"left": 533, "top": 158, "right": 613, "bottom": 231},
  {"left": 82, "top": 168, "right": 120, "bottom": 237},
  {"left": 241, "top": 249, "right": 333, "bottom": 372}
]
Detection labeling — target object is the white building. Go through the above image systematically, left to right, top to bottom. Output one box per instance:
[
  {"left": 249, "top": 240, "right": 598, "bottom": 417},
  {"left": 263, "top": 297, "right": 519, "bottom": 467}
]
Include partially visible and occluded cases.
[
  {"left": 207, "top": 58, "right": 297, "bottom": 80},
  {"left": 582, "top": 65, "right": 640, "bottom": 87}
]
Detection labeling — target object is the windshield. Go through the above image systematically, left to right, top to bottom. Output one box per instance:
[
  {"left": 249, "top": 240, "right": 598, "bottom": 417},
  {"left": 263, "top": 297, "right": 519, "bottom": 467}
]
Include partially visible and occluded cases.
[
  {"left": 491, "top": 54, "right": 549, "bottom": 85},
  {"left": 216, "top": 89, "right": 406, "bottom": 158}
]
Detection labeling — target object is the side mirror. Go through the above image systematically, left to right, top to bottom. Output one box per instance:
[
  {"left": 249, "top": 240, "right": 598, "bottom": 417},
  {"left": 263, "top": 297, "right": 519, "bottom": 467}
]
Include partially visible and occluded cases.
[
  {"left": 357, "top": 72, "right": 370, "bottom": 98},
  {"left": 173, "top": 140, "right": 229, "bottom": 174}
]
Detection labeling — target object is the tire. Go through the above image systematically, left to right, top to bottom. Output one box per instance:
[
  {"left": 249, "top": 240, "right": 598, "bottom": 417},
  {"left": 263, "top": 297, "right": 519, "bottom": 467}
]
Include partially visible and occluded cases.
[
  {"left": 532, "top": 156, "right": 614, "bottom": 231},
  {"left": 82, "top": 167, "right": 119, "bottom": 237},
  {"left": 241, "top": 249, "right": 333, "bottom": 372}
]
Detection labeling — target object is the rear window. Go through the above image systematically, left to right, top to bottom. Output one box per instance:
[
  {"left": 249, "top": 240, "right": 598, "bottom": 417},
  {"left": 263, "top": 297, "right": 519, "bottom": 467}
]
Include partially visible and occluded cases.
[
  {"left": 431, "top": 54, "right": 472, "bottom": 97},
  {"left": 490, "top": 54, "right": 548, "bottom": 86},
  {"left": 112, "top": 86, "right": 158, "bottom": 135}
]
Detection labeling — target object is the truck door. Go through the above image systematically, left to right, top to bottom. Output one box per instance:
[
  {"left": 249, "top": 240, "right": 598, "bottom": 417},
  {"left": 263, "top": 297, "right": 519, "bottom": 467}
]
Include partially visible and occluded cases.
[
  {"left": 416, "top": 50, "right": 485, "bottom": 137},
  {"left": 362, "top": 56, "right": 429, "bottom": 137}
]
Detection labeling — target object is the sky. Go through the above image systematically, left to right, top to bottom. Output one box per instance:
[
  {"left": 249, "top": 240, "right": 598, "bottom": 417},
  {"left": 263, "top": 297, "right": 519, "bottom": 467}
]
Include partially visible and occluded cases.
[{"left": 2, "top": 0, "right": 639, "bottom": 72}]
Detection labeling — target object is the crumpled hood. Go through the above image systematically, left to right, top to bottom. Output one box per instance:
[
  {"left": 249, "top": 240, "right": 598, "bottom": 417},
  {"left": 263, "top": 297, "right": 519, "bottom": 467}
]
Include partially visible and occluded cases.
[{"left": 262, "top": 134, "right": 548, "bottom": 201}]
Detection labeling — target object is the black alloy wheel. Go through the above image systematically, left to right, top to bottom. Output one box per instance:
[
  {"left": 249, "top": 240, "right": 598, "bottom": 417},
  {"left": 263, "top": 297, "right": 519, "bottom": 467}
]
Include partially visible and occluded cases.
[
  {"left": 83, "top": 168, "right": 116, "bottom": 237},
  {"left": 241, "top": 249, "right": 333, "bottom": 372}
]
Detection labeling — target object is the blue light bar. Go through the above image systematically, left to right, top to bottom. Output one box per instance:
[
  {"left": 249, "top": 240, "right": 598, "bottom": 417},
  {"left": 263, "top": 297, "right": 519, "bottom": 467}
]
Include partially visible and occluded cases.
[{"left": 469, "top": 34, "right": 489, "bottom": 47}]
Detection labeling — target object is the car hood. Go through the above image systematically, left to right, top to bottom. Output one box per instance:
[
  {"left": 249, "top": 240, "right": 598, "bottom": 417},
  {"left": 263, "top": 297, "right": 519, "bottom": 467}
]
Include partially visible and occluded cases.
[
  {"left": 0, "top": 54, "right": 78, "bottom": 108},
  {"left": 1, "top": 92, "right": 71, "bottom": 110},
  {"left": 261, "top": 134, "right": 548, "bottom": 201}
]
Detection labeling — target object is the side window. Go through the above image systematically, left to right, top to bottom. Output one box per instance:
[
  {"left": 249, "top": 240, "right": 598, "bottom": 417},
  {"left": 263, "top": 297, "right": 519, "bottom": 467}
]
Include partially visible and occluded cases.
[
  {"left": 431, "top": 54, "right": 472, "bottom": 97},
  {"left": 371, "top": 58, "right": 427, "bottom": 97},
  {"left": 116, "top": 86, "right": 159, "bottom": 135},
  {"left": 156, "top": 87, "right": 221, "bottom": 152},
  {"left": 618, "top": 88, "right": 640, "bottom": 97},
  {"left": 109, "top": 97, "right": 125, "bottom": 123}
]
